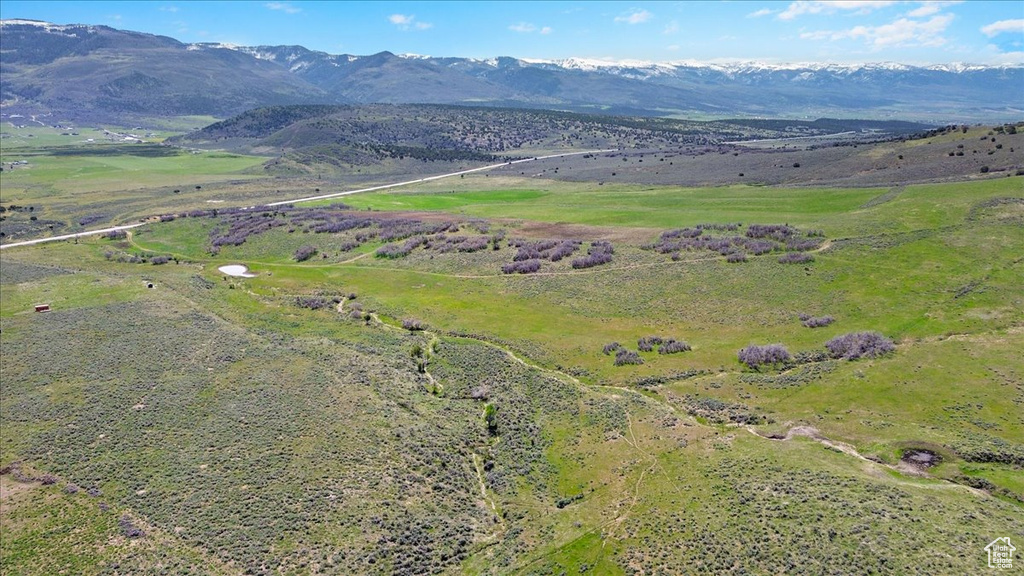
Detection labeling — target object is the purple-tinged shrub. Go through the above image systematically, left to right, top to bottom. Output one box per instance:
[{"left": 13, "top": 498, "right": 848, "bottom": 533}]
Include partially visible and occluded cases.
[
  {"left": 210, "top": 213, "right": 286, "bottom": 247},
  {"left": 79, "top": 214, "right": 106, "bottom": 227},
  {"left": 159, "top": 214, "right": 176, "bottom": 222},
  {"left": 313, "top": 218, "right": 374, "bottom": 233},
  {"left": 468, "top": 219, "right": 490, "bottom": 234},
  {"left": 697, "top": 223, "right": 741, "bottom": 232},
  {"left": 747, "top": 224, "right": 797, "bottom": 241},
  {"left": 661, "top": 228, "right": 702, "bottom": 240},
  {"left": 104, "top": 230, "right": 127, "bottom": 240},
  {"left": 426, "top": 234, "right": 491, "bottom": 254},
  {"left": 403, "top": 236, "right": 427, "bottom": 250},
  {"left": 456, "top": 236, "right": 490, "bottom": 253},
  {"left": 376, "top": 237, "right": 423, "bottom": 259},
  {"left": 704, "top": 238, "right": 734, "bottom": 255},
  {"left": 785, "top": 238, "right": 821, "bottom": 251},
  {"left": 547, "top": 240, "right": 580, "bottom": 262},
  {"left": 742, "top": 240, "right": 776, "bottom": 255},
  {"left": 572, "top": 241, "right": 614, "bottom": 269},
  {"left": 375, "top": 243, "right": 405, "bottom": 259},
  {"left": 294, "top": 245, "right": 318, "bottom": 262},
  {"left": 513, "top": 246, "right": 542, "bottom": 261},
  {"left": 726, "top": 251, "right": 748, "bottom": 263},
  {"left": 572, "top": 252, "right": 613, "bottom": 269},
  {"left": 778, "top": 253, "right": 814, "bottom": 264},
  {"left": 150, "top": 255, "right": 171, "bottom": 265},
  {"left": 502, "top": 259, "right": 542, "bottom": 274},
  {"left": 295, "top": 296, "right": 330, "bottom": 310},
  {"left": 802, "top": 315, "right": 835, "bottom": 328},
  {"left": 402, "top": 318, "right": 425, "bottom": 331},
  {"left": 825, "top": 331, "right": 895, "bottom": 360},
  {"left": 638, "top": 336, "right": 665, "bottom": 351},
  {"left": 659, "top": 339, "right": 691, "bottom": 354},
  {"left": 603, "top": 342, "right": 622, "bottom": 355},
  {"left": 738, "top": 344, "right": 792, "bottom": 370},
  {"left": 614, "top": 349, "right": 644, "bottom": 366},
  {"left": 119, "top": 515, "right": 144, "bottom": 539}
]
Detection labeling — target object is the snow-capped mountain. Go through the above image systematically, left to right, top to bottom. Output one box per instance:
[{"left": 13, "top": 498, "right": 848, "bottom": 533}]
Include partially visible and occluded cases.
[{"left": 2, "top": 19, "right": 1021, "bottom": 123}]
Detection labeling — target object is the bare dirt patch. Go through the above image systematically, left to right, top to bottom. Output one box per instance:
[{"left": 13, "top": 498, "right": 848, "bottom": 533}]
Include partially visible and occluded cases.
[
  {"left": 900, "top": 449, "right": 942, "bottom": 474},
  {"left": 0, "top": 476, "right": 38, "bottom": 503}
]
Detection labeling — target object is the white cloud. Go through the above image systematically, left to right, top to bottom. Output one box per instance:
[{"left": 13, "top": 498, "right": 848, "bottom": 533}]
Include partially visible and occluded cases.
[
  {"left": 779, "top": 1, "right": 896, "bottom": 21},
  {"left": 907, "top": 1, "right": 962, "bottom": 18},
  {"left": 265, "top": 2, "right": 301, "bottom": 14},
  {"left": 907, "top": 4, "right": 938, "bottom": 17},
  {"left": 159, "top": 5, "right": 179, "bottom": 13},
  {"left": 747, "top": 8, "right": 774, "bottom": 18},
  {"left": 615, "top": 9, "right": 652, "bottom": 25},
  {"left": 802, "top": 13, "right": 954, "bottom": 48},
  {"left": 389, "top": 14, "right": 432, "bottom": 31},
  {"left": 981, "top": 19, "right": 1024, "bottom": 38},
  {"left": 663, "top": 20, "right": 679, "bottom": 34},
  {"left": 508, "top": 22, "right": 552, "bottom": 34},
  {"left": 799, "top": 30, "right": 833, "bottom": 40},
  {"left": 666, "top": 44, "right": 680, "bottom": 51},
  {"left": 987, "top": 49, "right": 1024, "bottom": 65}
]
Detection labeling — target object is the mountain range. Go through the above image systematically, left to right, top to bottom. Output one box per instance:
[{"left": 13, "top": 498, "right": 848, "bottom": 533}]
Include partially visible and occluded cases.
[{"left": 2, "top": 19, "right": 1022, "bottom": 124}]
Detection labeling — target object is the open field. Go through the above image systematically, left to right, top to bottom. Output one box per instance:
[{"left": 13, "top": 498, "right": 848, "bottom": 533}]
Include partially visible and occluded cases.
[
  {"left": 2, "top": 120, "right": 1022, "bottom": 575},
  {"left": 3, "top": 121, "right": 1018, "bottom": 245}
]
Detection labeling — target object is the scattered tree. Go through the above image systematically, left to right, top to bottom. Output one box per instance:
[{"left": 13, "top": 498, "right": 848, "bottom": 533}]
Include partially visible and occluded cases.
[{"left": 825, "top": 331, "right": 894, "bottom": 360}]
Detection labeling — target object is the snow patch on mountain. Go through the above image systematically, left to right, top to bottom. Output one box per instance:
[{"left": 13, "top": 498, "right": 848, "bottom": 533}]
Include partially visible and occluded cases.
[{"left": 0, "top": 19, "right": 95, "bottom": 36}]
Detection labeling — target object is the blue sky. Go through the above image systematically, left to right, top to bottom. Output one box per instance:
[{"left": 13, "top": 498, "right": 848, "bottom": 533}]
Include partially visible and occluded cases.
[{"left": 2, "top": 1, "right": 1022, "bottom": 64}]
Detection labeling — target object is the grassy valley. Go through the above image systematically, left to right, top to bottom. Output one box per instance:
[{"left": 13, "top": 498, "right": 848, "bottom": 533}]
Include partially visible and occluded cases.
[{"left": 1, "top": 107, "right": 1022, "bottom": 573}]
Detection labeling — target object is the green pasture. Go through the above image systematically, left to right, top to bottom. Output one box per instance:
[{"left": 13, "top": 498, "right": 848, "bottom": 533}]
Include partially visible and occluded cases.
[
  {"left": 1, "top": 146, "right": 1022, "bottom": 574},
  {"left": 0, "top": 148, "right": 267, "bottom": 197},
  {"left": 337, "top": 175, "right": 1022, "bottom": 237}
]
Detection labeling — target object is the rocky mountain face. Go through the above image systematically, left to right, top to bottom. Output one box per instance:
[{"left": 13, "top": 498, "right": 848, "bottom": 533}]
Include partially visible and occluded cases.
[{"left": 2, "top": 19, "right": 1021, "bottom": 123}]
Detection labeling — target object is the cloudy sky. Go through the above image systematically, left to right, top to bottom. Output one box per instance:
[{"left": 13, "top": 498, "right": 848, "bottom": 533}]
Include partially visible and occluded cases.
[{"left": 3, "top": 1, "right": 1022, "bottom": 64}]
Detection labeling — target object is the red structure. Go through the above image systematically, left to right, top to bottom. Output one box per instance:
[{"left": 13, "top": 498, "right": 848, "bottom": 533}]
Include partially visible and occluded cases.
[{"left": 34, "top": 304, "right": 50, "bottom": 312}]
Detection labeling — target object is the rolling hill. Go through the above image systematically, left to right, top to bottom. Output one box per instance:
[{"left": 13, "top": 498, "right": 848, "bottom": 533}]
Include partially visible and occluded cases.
[{"left": 2, "top": 19, "right": 1022, "bottom": 124}]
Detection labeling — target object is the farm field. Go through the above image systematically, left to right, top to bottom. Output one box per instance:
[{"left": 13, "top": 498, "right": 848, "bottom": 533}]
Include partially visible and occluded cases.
[{"left": 2, "top": 114, "right": 1022, "bottom": 574}]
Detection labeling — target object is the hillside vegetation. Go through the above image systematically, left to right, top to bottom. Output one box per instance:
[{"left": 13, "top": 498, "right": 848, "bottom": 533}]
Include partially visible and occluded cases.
[{"left": 2, "top": 122, "right": 1022, "bottom": 572}]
